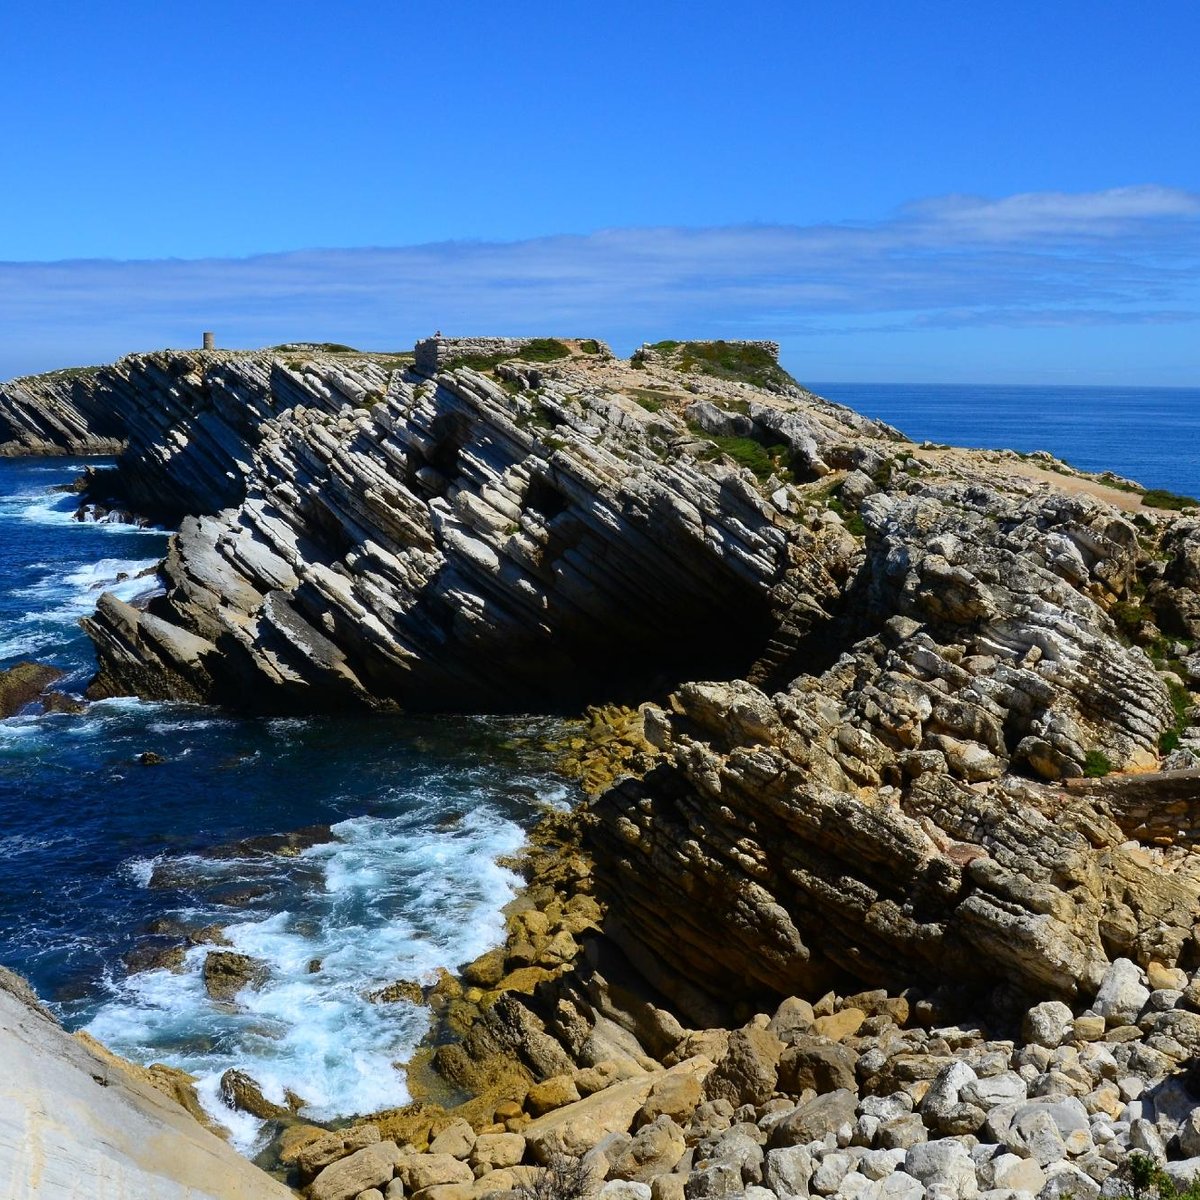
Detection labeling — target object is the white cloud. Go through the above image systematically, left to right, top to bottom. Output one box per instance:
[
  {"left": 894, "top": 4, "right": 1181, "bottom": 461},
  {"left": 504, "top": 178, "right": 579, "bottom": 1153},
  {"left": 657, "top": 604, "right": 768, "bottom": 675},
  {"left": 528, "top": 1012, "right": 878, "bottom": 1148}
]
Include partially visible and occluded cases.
[{"left": 0, "top": 186, "right": 1196, "bottom": 380}]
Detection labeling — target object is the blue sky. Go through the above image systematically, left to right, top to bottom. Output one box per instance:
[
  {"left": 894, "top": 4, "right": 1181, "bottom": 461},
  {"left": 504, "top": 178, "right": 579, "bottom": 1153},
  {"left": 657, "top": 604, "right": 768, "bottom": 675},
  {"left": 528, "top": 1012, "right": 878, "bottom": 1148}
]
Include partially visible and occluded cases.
[{"left": 1, "top": 0, "right": 1197, "bottom": 383}]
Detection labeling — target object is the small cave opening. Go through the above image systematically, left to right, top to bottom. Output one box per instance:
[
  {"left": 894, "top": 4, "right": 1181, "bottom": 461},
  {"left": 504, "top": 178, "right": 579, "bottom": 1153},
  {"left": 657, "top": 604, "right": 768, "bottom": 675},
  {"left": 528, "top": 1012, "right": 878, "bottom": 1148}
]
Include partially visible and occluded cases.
[
  {"left": 403, "top": 409, "right": 475, "bottom": 500},
  {"left": 426, "top": 410, "right": 473, "bottom": 478},
  {"left": 524, "top": 474, "right": 569, "bottom": 522},
  {"left": 541, "top": 555, "right": 784, "bottom": 712}
]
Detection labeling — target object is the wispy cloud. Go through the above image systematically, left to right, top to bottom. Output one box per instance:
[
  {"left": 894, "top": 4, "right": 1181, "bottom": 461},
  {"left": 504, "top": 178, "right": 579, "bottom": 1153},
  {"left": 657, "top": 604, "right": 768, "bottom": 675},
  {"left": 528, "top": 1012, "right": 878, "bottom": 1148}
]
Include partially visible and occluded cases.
[{"left": 1, "top": 185, "right": 1197, "bottom": 381}]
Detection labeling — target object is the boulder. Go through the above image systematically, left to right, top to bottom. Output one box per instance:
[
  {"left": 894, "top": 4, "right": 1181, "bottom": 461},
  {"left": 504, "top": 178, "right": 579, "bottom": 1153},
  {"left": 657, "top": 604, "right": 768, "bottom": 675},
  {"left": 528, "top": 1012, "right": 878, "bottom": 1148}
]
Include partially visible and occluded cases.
[
  {"left": 0, "top": 661, "right": 64, "bottom": 718},
  {"left": 202, "top": 950, "right": 267, "bottom": 1002},
  {"left": 1093, "top": 959, "right": 1150, "bottom": 1028},
  {"left": 768, "top": 996, "right": 816, "bottom": 1043},
  {"left": 1023, "top": 1001, "right": 1074, "bottom": 1049},
  {"left": 703, "top": 1027, "right": 784, "bottom": 1107},
  {"left": 778, "top": 1039, "right": 859, "bottom": 1094},
  {"left": 524, "top": 1058, "right": 713, "bottom": 1164},
  {"left": 635, "top": 1067, "right": 705, "bottom": 1129},
  {"left": 218, "top": 1068, "right": 289, "bottom": 1120},
  {"left": 526, "top": 1075, "right": 582, "bottom": 1116},
  {"left": 768, "top": 1089, "right": 858, "bottom": 1149},
  {"left": 609, "top": 1116, "right": 687, "bottom": 1182},
  {"left": 429, "top": 1118, "right": 475, "bottom": 1159},
  {"left": 297, "top": 1127, "right": 383, "bottom": 1178},
  {"left": 469, "top": 1132, "right": 526, "bottom": 1171},
  {"left": 903, "top": 1140, "right": 978, "bottom": 1199},
  {"left": 309, "top": 1142, "right": 399, "bottom": 1200},
  {"left": 764, "top": 1145, "right": 815, "bottom": 1196},
  {"left": 394, "top": 1153, "right": 474, "bottom": 1192}
]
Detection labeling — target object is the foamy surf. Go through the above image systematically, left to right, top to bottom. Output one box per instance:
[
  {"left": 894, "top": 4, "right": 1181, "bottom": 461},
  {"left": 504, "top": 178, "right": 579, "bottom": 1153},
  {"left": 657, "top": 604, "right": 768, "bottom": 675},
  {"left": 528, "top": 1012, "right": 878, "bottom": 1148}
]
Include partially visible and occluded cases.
[
  {"left": 0, "top": 457, "right": 576, "bottom": 1159},
  {"left": 0, "top": 555, "right": 162, "bottom": 662},
  {"left": 84, "top": 791, "right": 533, "bottom": 1140}
]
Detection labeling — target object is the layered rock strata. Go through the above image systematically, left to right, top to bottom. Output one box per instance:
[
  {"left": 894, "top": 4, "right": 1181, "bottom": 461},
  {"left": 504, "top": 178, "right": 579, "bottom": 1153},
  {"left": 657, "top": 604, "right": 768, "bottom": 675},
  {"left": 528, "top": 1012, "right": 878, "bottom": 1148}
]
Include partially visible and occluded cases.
[
  {"left": 4, "top": 340, "right": 1200, "bottom": 1199},
  {"left": 76, "top": 346, "right": 895, "bottom": 711},
  {"left": 0, "top": 367, "right": 124, "bottom": 456}
]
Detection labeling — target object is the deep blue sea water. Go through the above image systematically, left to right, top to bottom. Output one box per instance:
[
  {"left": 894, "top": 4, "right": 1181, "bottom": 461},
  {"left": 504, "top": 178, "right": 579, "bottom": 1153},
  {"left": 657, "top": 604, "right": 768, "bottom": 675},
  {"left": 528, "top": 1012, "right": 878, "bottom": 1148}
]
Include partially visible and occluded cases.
[
  {"left": 811, "top": 383, "right": 1200, "bottom": 499},
  {"left": 0, "top": 384, "right": 1195, "bottom": 1143},
  {"left": 0, "top": 459, "right": 573, "bottom": 1143}
]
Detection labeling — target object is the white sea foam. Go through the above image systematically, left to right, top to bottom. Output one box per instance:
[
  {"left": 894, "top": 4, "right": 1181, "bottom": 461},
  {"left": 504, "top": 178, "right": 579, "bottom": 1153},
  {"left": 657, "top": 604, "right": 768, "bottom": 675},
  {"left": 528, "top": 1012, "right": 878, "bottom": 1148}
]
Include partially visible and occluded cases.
[
  {"left": 1, "top": 485, "right": 159, "bottom": 535},
  {"left": 0, "top": 555, "right": 162, "bottom": 662},
  {"left": 84, "top": 792, "right": 532, "bottom": 1136},
  {"left": 0, "top": 831, "right": 71, "bottom": 860},
  {"left": 122, "top": 856, "right": 158, "bottom": 889}
]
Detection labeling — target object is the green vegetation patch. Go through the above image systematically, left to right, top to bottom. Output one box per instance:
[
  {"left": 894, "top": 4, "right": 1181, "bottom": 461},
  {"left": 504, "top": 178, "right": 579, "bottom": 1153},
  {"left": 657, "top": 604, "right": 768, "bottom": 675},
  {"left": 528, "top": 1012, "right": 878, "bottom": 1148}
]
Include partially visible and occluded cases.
[
  {"left": 452, "top": 338, "right": 571, "bottom": 374},
  {"left": 516, "top": 338, "right": 571, "bottom": 363},
  {"left": 577, "top": 339, "right": 602, "bottom": 355},
  {"left": 654, "top": 339, "right": 797, "bottom": 391},
  {"left": 42, "top": 365, "right": 103, "bottom": 385},
  {"left": 629, "top": 388, "right": 676, "bottom": 413},
  {"left": 688, "top": 425, "right": 791, "bottom": 482},
  {"left": 1142, "top": 488, "right": 1199, "bottom": 511},
  {"left": 826, "top": 495, "right": 867, "bottom": 538},
  {"left": 1111, "top": 600, "right": 1154, "bottom": 638},
  {"left": 1160, "top": 676, "right": 1192, "bottom": 754},
  {"left": 1084, "top": 749, "right": 1113, "bottom": 778},
  {"left": 1121, "top": 1150, "right": 1200, "bottom": 1200}
]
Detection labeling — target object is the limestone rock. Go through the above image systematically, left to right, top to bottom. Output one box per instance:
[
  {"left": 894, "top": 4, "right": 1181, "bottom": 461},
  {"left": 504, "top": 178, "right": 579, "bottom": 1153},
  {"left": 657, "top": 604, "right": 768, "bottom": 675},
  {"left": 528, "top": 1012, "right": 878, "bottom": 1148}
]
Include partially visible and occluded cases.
[
  {"left": 0, "top": 661, "right": 65, "bottom": 718},
  {"left": 202, "top": 950, "right": 267, "bottom": 1003},
  {"left": 1093, "top": 959, "right": 1150, "bottom": 1027},
  {"left": 0, "top": 968, "right": 293, "bottom": 1199},
  {"left": 1023, "top": 1002, "right": 1074, "bottom": 1049},
  {"left": 703, "top": 1026, "right": 784, "bottom": 1107},
  {"left": 778, "top": 1039, "right": 859, "bottom": 1094},
  {"left": 523, "top": 1058, "right": 713, "bottom": 1164},
  {"left": 218, "top": 1068, "right": 289, "bottom": 1120},
  {"left": 768, "top": 1089, "right": 858, "bottom": 1148},
  {"left": 609, "top": 1115, "right": 687, "bottom": 1182},
  {"left": 428, "top": 1118, "right": 475, "bottom": 1159},
  {"left": 469, "top": 1132, "right": 525, "bottom": 1170},
  {"left": 903, "top": 1140, "right": 978, "bottom": 1199},
  {"left": 310, "top": 1142, "right": 399, "bottom": 1200},
  {"left": 394, "top": 1153, "right": 474, "bottom": 1192}
]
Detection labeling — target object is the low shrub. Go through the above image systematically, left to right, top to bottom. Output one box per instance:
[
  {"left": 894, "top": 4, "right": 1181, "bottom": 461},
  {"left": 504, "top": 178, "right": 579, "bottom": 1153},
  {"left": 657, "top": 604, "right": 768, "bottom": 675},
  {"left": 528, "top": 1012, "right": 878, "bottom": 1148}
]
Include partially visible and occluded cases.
[{"left": 1143, "top": 488, "right": 1199, "bottom": 511}]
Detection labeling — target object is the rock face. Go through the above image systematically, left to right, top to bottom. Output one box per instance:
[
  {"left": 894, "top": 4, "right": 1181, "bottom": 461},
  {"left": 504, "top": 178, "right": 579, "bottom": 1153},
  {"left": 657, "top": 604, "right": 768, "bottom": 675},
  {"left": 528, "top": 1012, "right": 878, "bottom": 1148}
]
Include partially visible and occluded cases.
[
  {"left": 4, "top": 337, "right": 1199, "bottom": 1035},
  {"left": 76, "top": 346, "right": 887, "bottom": 712},
  {"left": 0, "top": 367, "right": 125, "bottom": 456},
  {"left": 576, "top": 438, "right": 1199, "bottom": 1019},
  {"left": 0, "top": 662, "right": 65, "bottom": 718},
  {"left": 0, "top": 966, "right": 292, "bottom": 1199}
]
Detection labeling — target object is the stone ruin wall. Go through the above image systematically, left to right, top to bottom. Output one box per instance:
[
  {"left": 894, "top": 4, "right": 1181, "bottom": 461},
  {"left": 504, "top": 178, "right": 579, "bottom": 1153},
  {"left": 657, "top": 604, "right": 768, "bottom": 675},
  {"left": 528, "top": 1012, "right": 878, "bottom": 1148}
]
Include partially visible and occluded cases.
[{"left": 413, "top": 336, "right": 534, "bottom": 373}]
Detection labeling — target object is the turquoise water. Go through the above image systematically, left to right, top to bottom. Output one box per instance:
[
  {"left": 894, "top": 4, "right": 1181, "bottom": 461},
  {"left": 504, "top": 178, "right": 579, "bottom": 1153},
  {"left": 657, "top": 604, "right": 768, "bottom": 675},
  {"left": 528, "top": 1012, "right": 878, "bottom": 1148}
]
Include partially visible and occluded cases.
[{"left": 812, "top": 383, "right": 1200, "bottom": 498}]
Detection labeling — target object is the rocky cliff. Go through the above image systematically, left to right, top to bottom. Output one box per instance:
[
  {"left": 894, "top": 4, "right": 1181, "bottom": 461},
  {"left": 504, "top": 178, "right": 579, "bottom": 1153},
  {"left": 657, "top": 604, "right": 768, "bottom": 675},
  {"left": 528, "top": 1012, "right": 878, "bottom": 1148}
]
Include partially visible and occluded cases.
[
  {"left": 5, "top": 336, "right": 1200, "bottom": 1039},
  {"left": 67, "top": 341, "right": 898, "bottom": 712},
  {"left": 0, "top": 366, "right": 124, "bottom": 456}
]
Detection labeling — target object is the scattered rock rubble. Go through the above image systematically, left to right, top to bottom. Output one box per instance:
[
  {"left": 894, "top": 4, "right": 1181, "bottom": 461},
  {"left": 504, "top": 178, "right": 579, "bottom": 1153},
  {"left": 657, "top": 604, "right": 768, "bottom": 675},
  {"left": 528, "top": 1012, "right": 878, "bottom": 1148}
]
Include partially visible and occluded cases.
[{"left": 287, "top": 954, "right": 1200, "bottom": 1200}]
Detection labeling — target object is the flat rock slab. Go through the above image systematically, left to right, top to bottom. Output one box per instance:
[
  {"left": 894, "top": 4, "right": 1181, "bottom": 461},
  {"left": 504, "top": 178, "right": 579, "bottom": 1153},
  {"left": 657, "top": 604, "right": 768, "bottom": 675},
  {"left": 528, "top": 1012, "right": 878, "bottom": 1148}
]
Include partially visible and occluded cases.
[
  {"left": 0, "top": 970, "right": 292, "bottom": 1199},
  {"left": 523, "top": 1056, "right": 714, "bottom": 1163}
]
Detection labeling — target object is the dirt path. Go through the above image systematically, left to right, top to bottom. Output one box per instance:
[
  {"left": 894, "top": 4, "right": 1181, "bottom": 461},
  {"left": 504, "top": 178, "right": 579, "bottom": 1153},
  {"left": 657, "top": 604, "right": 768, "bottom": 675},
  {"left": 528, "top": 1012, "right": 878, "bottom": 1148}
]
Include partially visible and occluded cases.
[{"left": 912, "top": 446, "right": 1147, "bottom": 513}]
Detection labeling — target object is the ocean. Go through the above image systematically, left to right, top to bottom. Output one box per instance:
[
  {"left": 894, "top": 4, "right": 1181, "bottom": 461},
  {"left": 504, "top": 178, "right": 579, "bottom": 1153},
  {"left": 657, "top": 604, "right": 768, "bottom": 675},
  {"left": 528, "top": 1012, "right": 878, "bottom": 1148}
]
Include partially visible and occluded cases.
[
  {"left": 0, "top": 383, "right": 1195, "bottom": 1145},
  {"left": 811, "top": 383, "right": 1200, "bottom": 499},
  {"left": 0, "top": 459, "right": 574, "bottom": 1145}
]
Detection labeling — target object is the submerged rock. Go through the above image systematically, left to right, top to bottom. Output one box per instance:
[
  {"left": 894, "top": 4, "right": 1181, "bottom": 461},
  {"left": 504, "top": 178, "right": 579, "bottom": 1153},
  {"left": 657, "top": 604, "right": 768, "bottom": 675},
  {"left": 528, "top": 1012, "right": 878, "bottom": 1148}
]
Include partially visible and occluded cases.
[
  {"left": 0, "top": 661, "right": 65, "bottom": 718},
  {"left": 202, "top": 950, "right": 268, "bottom": 1003}
]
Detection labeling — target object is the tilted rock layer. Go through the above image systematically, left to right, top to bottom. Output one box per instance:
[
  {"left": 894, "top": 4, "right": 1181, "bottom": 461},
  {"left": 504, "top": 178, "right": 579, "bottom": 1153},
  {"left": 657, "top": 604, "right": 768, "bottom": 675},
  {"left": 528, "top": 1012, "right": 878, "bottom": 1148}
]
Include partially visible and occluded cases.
[{"left": 6, "top": 339, "right": 1199, "bottom": 1023}]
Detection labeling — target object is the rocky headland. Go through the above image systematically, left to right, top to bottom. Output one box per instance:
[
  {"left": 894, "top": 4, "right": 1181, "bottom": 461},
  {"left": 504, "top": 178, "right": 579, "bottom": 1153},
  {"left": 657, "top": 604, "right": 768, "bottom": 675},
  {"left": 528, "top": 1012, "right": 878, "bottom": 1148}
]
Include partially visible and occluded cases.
[{"left": 2, "top": 335, "right": 1200, "bottom": 1200}]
